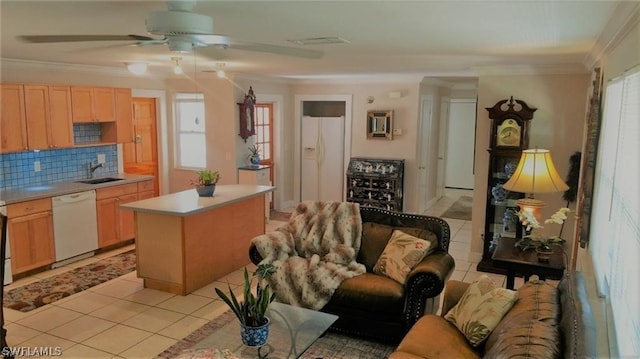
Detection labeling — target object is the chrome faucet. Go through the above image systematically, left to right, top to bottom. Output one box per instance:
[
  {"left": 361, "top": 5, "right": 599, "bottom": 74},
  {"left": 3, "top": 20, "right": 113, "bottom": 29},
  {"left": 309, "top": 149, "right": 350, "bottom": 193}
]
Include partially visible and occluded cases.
[{"left": 88, "top": 162, "right": 103, "bottom": 178}]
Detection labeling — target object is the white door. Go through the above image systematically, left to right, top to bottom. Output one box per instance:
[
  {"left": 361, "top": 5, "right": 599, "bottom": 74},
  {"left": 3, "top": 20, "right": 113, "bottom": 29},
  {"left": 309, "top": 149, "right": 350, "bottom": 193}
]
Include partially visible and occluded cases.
[
  {"left": 417, "top": 96, "right": 433, "bottom": 214},
  {"left": 436, "top": 97, "right": 450, "bottom": 198},
  {"left": 445, "top": 99, "right": 476, "bottom": 189},
  {"left": 301, "top": 116, "right": 345, "bottom": 202}
]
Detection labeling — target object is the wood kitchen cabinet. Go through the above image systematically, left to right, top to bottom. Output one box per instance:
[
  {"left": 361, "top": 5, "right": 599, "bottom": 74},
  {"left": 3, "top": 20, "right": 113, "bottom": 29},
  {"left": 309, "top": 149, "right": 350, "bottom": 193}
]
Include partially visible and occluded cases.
[
  {"left": 1, "top": 84, "right": 28, "bottom": 153},
  {"left": 24, "top": 85, "right": 75, "bottom": 150},
  {"left": 71, "top": 86, "right": 115, "bottom": 123},
  {"left": 115, "top": 88, "right": 134, "bottom": 143},
  {"left": 137, "top": 179, "right": 156, "bottom": 199},
  {"left": 96, "top": 183, "right": 138, "bottom": 248},
  {"left": 6, "top": 198, "right": 55, "bottom": 274}
]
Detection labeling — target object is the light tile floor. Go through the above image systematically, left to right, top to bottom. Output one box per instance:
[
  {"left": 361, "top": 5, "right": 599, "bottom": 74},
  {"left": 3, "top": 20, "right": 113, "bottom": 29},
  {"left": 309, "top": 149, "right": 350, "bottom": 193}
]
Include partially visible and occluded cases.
[{"left": 2, "top": 189, "right": 515, "bottom": 358}]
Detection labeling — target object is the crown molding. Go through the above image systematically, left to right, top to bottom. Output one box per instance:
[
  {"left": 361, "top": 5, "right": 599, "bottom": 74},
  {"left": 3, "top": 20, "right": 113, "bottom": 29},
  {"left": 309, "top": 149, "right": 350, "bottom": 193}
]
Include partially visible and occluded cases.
[
  {"left": 584, "top": 2, "right": 640, "bottom": 70},
  {"left": 472, "top": 63, "right": 589, "bottom": 76}
]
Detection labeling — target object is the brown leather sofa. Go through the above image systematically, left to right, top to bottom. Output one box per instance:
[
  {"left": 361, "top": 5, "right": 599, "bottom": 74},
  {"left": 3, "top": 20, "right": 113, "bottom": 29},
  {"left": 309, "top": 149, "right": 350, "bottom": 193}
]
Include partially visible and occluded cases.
[
  {"left": 249, "top": 206, "right": 456, "bottom": 343},
  {"left": 390, "top": 271, "right": 597, "bottom": 358}
]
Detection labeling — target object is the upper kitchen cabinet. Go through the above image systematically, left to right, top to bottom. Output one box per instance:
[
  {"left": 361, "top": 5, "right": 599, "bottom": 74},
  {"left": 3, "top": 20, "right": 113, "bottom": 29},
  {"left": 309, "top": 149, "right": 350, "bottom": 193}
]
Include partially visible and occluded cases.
[
  {"left": 1, "top": 84, "right": 28, "bottom": 153},
  {"left": 25, "top": 85, "right": 74, "bottom": 150},
  {"left": 47, "top": 86, "right": 74, "bottom": 149},
  {"left": 71, "top": 86, "right": 115, "bottom": 123},
  {"left": 115, "top": 88, "right": 134, "bottom": 143}
]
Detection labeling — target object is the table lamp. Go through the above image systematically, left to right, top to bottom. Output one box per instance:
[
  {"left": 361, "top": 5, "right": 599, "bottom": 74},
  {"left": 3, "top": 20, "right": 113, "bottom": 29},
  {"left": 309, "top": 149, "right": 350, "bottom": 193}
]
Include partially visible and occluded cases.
[{"left": 502, "top": 148, "right": 569, "bottom": 220}]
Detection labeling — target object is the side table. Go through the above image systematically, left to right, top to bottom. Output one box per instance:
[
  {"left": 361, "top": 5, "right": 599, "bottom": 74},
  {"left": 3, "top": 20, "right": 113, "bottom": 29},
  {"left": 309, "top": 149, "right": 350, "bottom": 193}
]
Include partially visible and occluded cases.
[{"left": 491, "top": 237, "right": 565, "bottom": 289}]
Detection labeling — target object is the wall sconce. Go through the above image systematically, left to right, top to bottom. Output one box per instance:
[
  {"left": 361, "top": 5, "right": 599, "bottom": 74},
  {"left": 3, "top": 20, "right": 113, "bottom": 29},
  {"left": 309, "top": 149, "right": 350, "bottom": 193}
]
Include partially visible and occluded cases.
[{"left": 126, "top": 62, "right": 147, "bottom": 75}]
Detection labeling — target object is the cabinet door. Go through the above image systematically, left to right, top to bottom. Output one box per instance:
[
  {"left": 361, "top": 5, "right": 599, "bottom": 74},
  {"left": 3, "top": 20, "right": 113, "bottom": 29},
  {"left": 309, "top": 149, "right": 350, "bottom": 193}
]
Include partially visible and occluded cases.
[
  {"left": 1, "top": 84, "right": 28, "bottom": 153},
  {"left": 24, "top": 85, "right": 51, "bottom": 150},
  {"left": 48, "top": 85, "right": 74, "bottom": 148},
  {"left": 71, "top": 86, "right": 94, "bottom": 123},
  {"left": 93, "top": 87, "right": 115, "bottom": 122},
  {"left": 115, "top": 88, "right": 134, "bottom": 143},
  {"left": 118, "top": 193, "right": 138, "bottom": 241},
  {"left": 96, "top": 197, "right": 120, "bottom": 248},
  {"left": 8, "top": 211, "right": 55, "bottom": 274}
]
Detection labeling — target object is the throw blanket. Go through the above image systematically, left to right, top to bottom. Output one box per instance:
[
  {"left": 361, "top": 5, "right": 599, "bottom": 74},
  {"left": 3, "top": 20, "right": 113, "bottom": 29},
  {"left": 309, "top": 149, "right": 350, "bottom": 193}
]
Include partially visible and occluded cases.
[{"left": 252, "top": 201, "right": 366, "bottom": 310}]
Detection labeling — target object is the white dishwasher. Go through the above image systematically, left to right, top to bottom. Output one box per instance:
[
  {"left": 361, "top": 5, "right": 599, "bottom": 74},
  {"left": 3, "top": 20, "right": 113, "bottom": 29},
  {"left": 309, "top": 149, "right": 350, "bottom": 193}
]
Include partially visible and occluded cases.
[{"left": 52, "top": 190, "right": 99, "bottom": 266}]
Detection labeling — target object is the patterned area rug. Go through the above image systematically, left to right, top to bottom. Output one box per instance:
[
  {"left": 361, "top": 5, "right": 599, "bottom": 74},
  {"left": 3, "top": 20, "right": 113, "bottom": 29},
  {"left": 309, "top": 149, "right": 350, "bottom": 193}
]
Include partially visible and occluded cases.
[
  {"left": 441, "top": 195, "right": 473, "bottom": 220},
  {"left": 3, "top": 249, "right": 136, "bottom": 312},
  {"left": 157, "top": 309, "right": 395, "bottom": 359}
]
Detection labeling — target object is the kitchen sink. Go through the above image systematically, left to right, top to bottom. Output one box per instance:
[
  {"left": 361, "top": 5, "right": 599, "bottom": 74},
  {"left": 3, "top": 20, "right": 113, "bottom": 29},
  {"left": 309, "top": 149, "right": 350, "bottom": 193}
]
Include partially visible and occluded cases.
[{"left": 75, "top": 177, "right": 123, "bottom": 185}]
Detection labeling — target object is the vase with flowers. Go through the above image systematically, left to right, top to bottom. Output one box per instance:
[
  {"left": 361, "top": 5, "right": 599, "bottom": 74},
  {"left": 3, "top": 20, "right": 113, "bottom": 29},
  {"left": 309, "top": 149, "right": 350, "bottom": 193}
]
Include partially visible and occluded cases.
[{"left": 514, "top": 207, "right": 570, "bottom": 262}]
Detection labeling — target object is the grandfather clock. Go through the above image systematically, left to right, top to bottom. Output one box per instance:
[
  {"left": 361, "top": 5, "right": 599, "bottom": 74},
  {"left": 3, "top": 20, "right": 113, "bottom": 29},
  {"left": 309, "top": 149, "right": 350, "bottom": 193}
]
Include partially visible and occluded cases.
[{"left": 477, "top": 96, "right": 536, "bottom": 273}]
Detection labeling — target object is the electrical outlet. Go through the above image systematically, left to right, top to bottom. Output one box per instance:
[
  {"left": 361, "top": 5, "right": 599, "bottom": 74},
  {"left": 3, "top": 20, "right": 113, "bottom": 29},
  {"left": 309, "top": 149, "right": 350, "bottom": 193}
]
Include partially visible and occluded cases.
[
  {"left": 97, "top": 154, "right": 106, "bottom": 164},
  {"left": 34, "top": 161, "right": 41, "bottom": 172}
]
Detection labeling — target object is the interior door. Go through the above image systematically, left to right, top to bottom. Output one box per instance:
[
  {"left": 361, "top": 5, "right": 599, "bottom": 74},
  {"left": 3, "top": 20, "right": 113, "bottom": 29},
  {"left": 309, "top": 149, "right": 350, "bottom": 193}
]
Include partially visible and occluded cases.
[
  {"left": 436, "top": 97, "right": 450, "bottom": 198},
  {"left": 124, "top": 98, "right": 159, "bottom": 196},
  {"left": 445, "top": 99, "right": 476, "bottom": 189},
  {"left": 301, "top": 116, "right": 344, "bottom": 202}
]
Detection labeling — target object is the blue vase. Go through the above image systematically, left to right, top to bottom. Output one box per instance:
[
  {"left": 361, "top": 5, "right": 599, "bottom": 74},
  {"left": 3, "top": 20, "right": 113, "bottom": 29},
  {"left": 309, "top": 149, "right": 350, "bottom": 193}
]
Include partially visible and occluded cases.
[
  {"left": 249, "top": 154, "right": 261, "bottom": 167},
  {"left": 491, "top": 183, "right": 507, "bottom": 202},
  {"left": 196, "top": 184, "right": 215, "bottom": 197},
  {"left": 240, "top": 318, "right": 270, "bottom": 347}
]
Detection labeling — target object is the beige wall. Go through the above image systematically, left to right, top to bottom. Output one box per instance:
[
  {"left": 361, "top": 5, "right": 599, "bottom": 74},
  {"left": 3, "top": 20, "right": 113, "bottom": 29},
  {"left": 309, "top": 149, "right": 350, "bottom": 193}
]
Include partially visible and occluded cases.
[{"left": 472, "top": 73, "right": 591, "bottom": 262}]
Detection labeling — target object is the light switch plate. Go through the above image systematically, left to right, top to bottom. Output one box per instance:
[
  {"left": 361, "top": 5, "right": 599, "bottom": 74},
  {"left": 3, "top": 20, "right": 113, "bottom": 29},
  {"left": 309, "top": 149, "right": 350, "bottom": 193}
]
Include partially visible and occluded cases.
[
  {"left": 393, "top": 128, "right": 403, "bottom": 135},
  {"left": 97, "top": 154, "right": 106, "bottom": 164}
]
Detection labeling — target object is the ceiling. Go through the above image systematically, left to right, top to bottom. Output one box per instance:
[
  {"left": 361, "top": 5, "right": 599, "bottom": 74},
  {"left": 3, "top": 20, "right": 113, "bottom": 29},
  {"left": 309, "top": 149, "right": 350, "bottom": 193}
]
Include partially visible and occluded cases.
[{"left": 0, "top": 1, "right": 631, "bottom": 82}]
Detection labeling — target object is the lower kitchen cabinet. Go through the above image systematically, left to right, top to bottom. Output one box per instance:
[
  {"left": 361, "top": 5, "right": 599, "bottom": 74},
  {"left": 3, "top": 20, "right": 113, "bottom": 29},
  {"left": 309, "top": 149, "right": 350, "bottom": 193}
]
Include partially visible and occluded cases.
[
  {"left": 96, "top": 183, "right": 138, "bottom": 248},
  {"left": 7, "top": 198, "right": 55, "bottom": 274}
]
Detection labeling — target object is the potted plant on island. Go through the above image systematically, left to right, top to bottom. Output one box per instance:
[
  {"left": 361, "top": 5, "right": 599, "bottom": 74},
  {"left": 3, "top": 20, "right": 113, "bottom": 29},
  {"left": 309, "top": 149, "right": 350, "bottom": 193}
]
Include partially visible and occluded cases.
[
  {"left": 248, "top": 145, "right": 261, "bottom": 167},
  {"left": 192, "top": 169, "right": 220, "bottom": 197},
  {"left": 514, "top": 207, "right": 570, "bottom": 262},
  {"left": 215, "top": 263, "right": 276, "bottom": 348}
]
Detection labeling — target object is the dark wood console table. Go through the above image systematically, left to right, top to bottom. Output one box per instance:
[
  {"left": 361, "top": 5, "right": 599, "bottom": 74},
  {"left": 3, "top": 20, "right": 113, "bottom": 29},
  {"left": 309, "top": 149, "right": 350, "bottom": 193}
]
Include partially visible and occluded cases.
[{"left": 491, "top": 237, "right": 565, "bottom": 289}]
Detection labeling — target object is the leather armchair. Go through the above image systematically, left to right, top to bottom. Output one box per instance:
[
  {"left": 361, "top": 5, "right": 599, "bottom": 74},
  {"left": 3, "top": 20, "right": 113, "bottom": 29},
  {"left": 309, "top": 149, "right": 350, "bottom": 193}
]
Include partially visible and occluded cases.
[{"left": 249, "top": 206, "right": 455, "bottom": 343}]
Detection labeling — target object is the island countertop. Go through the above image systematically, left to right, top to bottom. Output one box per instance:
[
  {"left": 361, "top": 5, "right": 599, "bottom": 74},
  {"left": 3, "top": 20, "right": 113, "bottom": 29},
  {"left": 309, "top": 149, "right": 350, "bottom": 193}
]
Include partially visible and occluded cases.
[{"left": 120, "top": 184, "right": 275, "bottom": 216}]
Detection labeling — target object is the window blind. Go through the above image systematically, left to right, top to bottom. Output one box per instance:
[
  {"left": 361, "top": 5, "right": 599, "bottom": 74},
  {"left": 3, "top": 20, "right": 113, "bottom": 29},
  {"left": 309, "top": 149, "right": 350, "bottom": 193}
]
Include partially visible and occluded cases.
[{"left": 590, "top": 65, "right": 640, "bottom": 357}]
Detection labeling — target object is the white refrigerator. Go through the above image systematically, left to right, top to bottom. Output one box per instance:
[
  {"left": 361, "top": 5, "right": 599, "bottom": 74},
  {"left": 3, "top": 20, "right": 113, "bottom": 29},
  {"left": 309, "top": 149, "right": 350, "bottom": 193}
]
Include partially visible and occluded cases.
[{"left": 301, "top": 116, "right": 345, "bottom": 202}]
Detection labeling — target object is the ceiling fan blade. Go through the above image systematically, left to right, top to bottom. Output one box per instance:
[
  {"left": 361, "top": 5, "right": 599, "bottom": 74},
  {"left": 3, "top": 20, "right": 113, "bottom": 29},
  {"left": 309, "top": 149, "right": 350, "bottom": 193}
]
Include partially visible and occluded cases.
[
  {"left": 18, "top": 34, "right": 157, "bottom": 43},
  {"left": 227, "top": 40, "right": 323, "bottom": 59}
]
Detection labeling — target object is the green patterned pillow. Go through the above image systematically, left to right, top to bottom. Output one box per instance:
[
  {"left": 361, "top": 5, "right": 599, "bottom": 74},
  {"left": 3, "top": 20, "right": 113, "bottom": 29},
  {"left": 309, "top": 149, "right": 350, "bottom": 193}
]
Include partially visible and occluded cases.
[
  {"left": 372, "top": 229, "right": 436, "bottom": 284},
  {"left": 444, "top": 274, "right": 517, "bottom": 347}
]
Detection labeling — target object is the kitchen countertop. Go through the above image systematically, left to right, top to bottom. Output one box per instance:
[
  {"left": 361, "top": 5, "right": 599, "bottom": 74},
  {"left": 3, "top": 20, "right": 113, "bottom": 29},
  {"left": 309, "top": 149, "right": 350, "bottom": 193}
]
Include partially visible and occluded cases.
[
  {"left": 0, "top": 173, "right": 155, "bottom": 205},
  {"left": 120, "top": 184, "right": 275, "bottom": 216}
]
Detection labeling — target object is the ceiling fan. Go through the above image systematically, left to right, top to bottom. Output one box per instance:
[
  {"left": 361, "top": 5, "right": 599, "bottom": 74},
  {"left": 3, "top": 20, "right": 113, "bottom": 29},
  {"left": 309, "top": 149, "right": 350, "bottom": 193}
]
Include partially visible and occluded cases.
[{"left": 18, "top": 0, "right": 323, "bottom": 59}]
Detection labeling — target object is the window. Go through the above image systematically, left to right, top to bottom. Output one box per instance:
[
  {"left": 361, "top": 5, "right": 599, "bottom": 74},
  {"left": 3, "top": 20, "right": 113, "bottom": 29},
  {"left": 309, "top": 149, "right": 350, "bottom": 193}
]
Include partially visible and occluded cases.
[
  {"left": 591, "top": 65, "right": 640, "bottom": 357},
  {"left": 175, "top": 93, "right": 206, "bottom": 169},
  {"left": 254, "top": 103, "right": 273, "bottom": 164}
]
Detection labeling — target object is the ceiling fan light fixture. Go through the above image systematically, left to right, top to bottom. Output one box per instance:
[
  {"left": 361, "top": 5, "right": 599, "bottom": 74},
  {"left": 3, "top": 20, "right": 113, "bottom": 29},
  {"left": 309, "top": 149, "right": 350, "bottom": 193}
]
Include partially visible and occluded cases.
[
  {"left": 172, "top": 56, "right": 183, "bottom": 75},
  {"left": 126, "top": 62, "right": 147, "bottom": 75}
]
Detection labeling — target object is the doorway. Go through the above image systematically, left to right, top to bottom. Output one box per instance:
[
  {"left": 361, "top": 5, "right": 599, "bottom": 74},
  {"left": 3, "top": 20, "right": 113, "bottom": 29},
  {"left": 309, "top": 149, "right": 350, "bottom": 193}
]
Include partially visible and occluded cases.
[
  {"left": 124, "top": 97, "right": 159, "bottom": 196},
  {"left": 444, "top": 99, "right": 476, "bottom": 190}
]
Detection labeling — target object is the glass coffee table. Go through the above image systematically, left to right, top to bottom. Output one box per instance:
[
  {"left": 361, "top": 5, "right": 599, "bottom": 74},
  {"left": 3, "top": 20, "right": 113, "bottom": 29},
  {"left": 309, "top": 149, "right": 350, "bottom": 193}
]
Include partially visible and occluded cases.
[{"left": 187, "top": 302, "right": 338, "bottom": 358}]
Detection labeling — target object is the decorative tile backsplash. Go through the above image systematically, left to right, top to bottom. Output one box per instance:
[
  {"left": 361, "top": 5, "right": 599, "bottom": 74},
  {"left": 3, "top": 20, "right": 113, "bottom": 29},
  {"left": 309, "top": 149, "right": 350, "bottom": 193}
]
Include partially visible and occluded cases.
[{"left": 0, "top": 145, "right": 117, "bottom": 189}]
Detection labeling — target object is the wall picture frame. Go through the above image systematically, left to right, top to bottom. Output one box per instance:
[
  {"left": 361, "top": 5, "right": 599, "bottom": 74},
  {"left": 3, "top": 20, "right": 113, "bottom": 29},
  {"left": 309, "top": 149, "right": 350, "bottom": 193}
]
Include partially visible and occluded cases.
[{"left": 367, "top": 110, "right": 393, "bottom": 140}]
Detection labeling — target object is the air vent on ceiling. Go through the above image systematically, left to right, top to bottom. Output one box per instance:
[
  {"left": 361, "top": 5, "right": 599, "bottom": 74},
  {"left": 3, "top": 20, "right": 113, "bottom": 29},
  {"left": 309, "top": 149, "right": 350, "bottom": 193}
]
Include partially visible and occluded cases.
[{"left": 287, "top": 37, "right": 349, "bottom": 46}]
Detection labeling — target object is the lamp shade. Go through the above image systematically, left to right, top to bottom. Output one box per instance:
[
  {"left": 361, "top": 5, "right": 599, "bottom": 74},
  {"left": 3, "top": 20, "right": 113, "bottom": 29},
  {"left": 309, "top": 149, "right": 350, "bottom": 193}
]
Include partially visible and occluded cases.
[{"left": 503, "top": 149, "right": 569, "bottom": 194}]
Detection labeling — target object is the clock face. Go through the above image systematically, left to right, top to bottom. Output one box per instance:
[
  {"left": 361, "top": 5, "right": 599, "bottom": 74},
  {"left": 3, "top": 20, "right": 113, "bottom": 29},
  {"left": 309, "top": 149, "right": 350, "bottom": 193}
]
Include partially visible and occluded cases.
[{"left": 496, "top": 119, "right": 521, "bottom": 147}]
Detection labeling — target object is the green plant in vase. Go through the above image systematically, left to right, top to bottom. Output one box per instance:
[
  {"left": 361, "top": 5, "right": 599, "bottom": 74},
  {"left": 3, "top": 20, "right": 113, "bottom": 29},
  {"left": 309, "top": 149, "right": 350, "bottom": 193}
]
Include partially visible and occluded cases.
[
  {"left": 248, "top": 145, "right": 261, "bottom": 167},
  {"left": 191, "top": 169, "right": 220, "bottom": 197},
  {"left": 215, "top": 263, "right": 276, "bottom": 348}
]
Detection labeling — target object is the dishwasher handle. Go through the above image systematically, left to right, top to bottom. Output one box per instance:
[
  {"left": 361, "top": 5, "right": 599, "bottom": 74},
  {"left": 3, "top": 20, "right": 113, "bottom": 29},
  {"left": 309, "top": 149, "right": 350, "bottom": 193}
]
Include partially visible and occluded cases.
[{"left": 53, "top": 191, "right": 96, "bottom": 205}]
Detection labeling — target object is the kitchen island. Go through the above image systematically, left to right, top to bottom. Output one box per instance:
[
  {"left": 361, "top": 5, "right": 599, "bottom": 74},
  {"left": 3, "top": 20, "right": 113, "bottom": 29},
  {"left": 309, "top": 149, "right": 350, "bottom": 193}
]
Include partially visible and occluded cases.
[{"left": 120, "top": 184, "right": 275, "bottom": 295}]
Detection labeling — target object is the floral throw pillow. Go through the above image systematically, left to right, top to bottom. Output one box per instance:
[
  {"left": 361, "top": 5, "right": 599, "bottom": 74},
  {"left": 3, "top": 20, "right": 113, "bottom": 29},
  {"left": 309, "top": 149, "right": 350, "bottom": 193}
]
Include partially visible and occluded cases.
[
  {"left": 373, "top": 229, "right": 436, "bottom": 284},
  {"left": 444, "top": 274, "right": 517, "bottom": 347}
]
